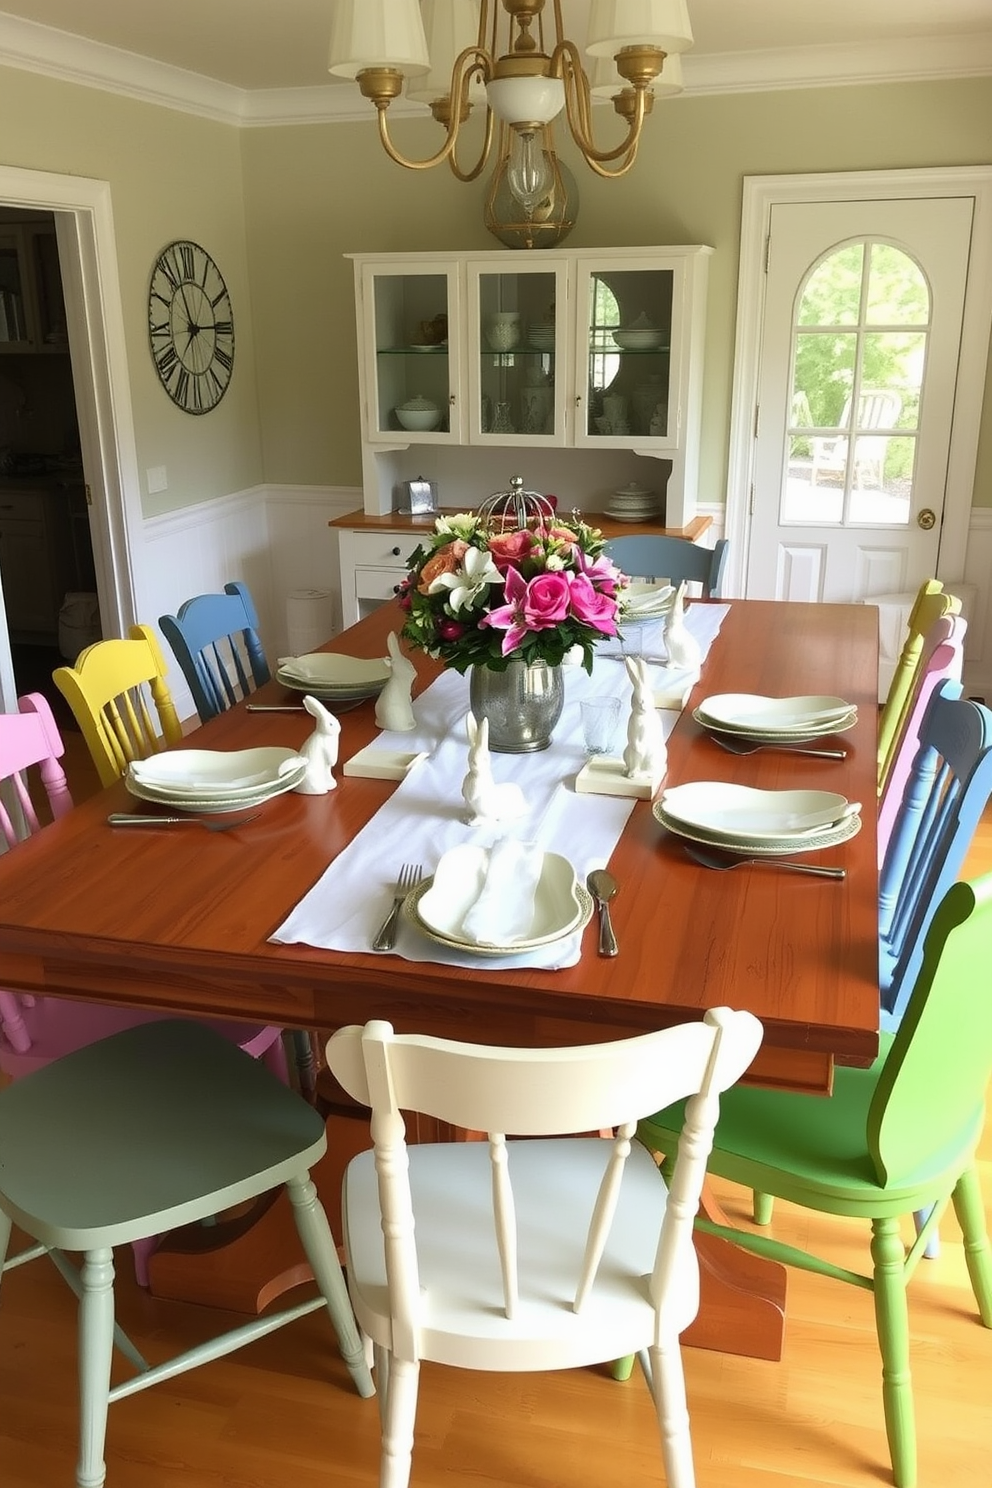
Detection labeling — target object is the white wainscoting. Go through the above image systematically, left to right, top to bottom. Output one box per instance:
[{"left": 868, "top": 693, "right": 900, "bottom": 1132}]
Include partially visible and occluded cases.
[
  {"left": 132, "top": 483, "right": 359, "bottom": 719},
  {"left": 126, "top": 491, "right": 992, "bottom": 721}
]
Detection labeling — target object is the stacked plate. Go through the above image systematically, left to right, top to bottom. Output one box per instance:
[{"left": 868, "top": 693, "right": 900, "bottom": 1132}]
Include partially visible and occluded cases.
[
  {"left": 604, "top": 482, "right": 660, "bottom": 522},
  {"left": 276, "top": 653, "right": 391, "bottom": 704},
  {"left": 693, "top": 692, "right": 857, "bottom": 744},
  {"left": 126, "top": 747, "right": 307, "bottom": 813},
  {"left": 654, "top": 782, "right": 861, "bottom": 856},
  {"left": 403, "top": 845, "right": 593, "bottom": 957}
]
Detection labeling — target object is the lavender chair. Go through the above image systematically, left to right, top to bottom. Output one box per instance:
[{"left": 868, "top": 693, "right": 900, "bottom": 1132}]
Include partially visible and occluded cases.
[{"left": 876, "top": 614, "right": 967, "bottom": 864}]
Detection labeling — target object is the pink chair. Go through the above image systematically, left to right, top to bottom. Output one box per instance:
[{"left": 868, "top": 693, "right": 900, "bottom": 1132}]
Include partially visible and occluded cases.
[
  {"left": 877, "top": 615, "right": 967, "bottom": 864},
  {"left": 0, "top": 692, "right": 289, "bottom": 1282}
]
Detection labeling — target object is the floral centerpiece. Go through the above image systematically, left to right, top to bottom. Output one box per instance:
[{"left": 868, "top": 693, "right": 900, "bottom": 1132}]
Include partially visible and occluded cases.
[{"left": 398, "top": 511, "right": 624, "bottom": 675}]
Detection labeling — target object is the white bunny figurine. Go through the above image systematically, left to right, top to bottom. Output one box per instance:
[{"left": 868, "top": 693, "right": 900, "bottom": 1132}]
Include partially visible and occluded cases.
[
  {"left": 662, "top": 581, "right": 702, "bottom": 671},
  {"left": 375, "top": 631, "right": 417, "bottom": 732},
  {"left": 623, "top": 656, "right": 668, "bottom": 781},
  {"left": 294, "top": 694, "right": 342, "bottom": 794},
  {"left": 461, "top": 714, "right": 528, "bottom": 826}
]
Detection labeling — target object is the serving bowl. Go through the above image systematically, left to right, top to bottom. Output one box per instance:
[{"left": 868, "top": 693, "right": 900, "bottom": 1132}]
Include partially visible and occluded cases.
[
  {"left": 613, "top": 328, "right": 666, "bottom": 350},
  {"left": 396, "top": 402, "right": 440, "bottom": 432}
]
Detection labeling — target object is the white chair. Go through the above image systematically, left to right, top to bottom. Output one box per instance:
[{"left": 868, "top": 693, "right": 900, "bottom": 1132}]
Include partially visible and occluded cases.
[
  {"left": 810, "top": 388, "right": 903, "bottom": 490},
  {"left": 326, "top": 1010, "right": 763, "bottom": 1488},
  {"left": 0, "top": 1019, "right": 375, "bottom": 1487}
]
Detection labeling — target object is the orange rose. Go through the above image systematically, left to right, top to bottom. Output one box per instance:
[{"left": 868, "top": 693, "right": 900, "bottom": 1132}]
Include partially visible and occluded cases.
[{"left": 418, "top": 540, "right": 467, "bottom": 594}]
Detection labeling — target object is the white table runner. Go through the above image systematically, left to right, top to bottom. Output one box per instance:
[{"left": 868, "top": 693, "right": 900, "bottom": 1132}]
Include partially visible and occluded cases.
[{"left": 271, "top": 604, "right": 728, "bottom": 970}]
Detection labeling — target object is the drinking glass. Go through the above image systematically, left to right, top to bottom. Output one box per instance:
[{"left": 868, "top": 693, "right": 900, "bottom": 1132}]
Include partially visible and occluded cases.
[{"left": 581, "top": 697, "right": 622, "bottom": 756}]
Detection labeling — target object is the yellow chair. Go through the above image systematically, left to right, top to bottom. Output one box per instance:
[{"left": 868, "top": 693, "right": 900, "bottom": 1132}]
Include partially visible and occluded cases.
[
  {"left": 877, "top": 581, "right": 961, "bottom": 793},
  {"left": 53, "top": 624, "right": 183, "bottom": 789}
]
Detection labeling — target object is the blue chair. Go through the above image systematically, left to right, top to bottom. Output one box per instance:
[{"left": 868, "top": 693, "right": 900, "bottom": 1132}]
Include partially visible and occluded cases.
[
  {"left": 604, "top": 535, "right": 728, "bottom": 598},
  {"left": 159, "top": 581, "right": 270, "bottom": 723},
  {"left": 879, "top": 680, "right": 992, "bottom": 1032}
]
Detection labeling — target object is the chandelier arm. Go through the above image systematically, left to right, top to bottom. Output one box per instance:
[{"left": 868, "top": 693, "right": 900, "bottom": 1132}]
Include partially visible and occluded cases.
[
  {"left": 554, "top": 39, "right": 651, "bottom": 167},
  {"left": 374, "top": 48, "right": 494, "bottom": 176}
]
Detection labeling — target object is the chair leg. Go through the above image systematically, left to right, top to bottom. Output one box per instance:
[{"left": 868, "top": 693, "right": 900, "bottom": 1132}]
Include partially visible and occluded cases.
[
  {"left": 950, "top": 1167, "right": 992, "bottom": 1326},
  {"left": 285, "top": 1172, "right": 375, "bottom": 1398},
  {"left": 753, "top": 1191, "right": 774, "bottom": 1225},
  {"left": 913, "top": 1206, "right": 940, "bottom": 1259},
  {"left": 0, "top": 1209, "right": 11, "bottom": 1281},
  {"left": 870, "top": 1216, "right": 916, "bottom": 1488},
  {"left": 77, "top": 1247, "right": 115, "bottom": 1488},
  {"left": 647, "top": 1338, "right": 696, "bottom": 1488},
  {"left": 381, "top": 1353, "right": 419, "bottom": 1488}
]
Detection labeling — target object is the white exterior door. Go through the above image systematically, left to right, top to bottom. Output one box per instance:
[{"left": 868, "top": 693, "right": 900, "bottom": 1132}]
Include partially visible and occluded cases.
[{"left": 746, "top": 196, "right": 975, "bottom": 603}]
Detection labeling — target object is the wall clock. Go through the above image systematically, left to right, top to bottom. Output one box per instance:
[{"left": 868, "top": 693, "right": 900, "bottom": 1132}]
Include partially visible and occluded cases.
[{"left": 148, "top": 240, "right": 234, "bottom": 414}]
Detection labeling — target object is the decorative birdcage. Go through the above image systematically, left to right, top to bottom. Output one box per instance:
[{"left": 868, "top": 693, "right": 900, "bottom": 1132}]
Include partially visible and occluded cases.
[{"left": 476, "top": 475, "right": 556, "bottom": 532}]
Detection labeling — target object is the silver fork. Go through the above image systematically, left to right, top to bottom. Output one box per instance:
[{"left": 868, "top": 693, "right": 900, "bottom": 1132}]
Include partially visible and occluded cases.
[{"left": 372, "top": 862, "right": 422, "bottom": 952}]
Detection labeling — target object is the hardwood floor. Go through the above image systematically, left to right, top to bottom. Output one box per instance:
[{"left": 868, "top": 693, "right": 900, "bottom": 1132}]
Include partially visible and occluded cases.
[{"left": 2, "top": 755, "right": 991, "bottom": 1487}]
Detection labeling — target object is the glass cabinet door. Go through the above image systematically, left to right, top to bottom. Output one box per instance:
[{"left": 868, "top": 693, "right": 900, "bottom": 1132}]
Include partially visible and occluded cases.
[
  {"left": 466, "top": 260, "right": 569, "bottom": 443},
  {"left": 575, "top": 261, "right": 677, "bottom": 445},
  {"left": 360, "top": 263, "right": 460, "bottom": 442}
]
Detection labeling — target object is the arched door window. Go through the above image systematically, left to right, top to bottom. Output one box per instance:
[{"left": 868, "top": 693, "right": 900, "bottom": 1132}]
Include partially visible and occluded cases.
[{"left": 787, "top": 241, "right": 929, "bottom": 525}]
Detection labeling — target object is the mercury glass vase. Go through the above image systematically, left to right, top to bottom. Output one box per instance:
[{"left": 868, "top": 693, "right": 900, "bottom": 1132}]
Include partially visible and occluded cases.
[{"left": 468, "top": 659, "right": 564, "bottom": 753}]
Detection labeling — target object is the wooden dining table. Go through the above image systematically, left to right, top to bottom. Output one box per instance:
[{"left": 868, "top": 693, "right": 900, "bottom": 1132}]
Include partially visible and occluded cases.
[{"left": 0, "top": 597, "right": 880, "bottom": 1359}]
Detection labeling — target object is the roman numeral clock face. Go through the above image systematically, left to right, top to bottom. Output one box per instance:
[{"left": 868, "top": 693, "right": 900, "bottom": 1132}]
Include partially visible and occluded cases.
[{"left": 148, "top": 240, "right": 234, "bottom": 414}]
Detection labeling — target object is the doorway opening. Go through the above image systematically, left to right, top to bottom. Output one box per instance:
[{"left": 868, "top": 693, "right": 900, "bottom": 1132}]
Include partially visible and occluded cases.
[{"left": 0, "top": 206, "right": 102, "bottom": 727}]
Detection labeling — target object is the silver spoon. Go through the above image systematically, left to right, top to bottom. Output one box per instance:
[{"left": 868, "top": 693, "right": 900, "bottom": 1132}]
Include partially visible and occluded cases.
[
  {"left": 710, "top": 733, "right": 847, "bottom": 760},
  {"left": 107, "top": 812, "right": 261, "bottom": 832},
  {"left": 683, "top": 842, "right": 846, "bottom": 879},
  {"left": 586, "top": 869, "right": 619, "bottom": 956}
]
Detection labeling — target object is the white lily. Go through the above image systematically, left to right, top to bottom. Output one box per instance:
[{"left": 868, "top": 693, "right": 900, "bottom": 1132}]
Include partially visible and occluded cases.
[{"left": 428, "top": 546, "right": 503, "bottom": 612}]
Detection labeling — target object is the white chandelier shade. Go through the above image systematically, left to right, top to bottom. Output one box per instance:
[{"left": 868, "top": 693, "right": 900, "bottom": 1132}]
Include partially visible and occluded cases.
[
  {"left": 327, "top": 0, "right": 430, "bottom": 80},
  {"left": 406, "top": 0, "right": 486, "bottom": 105},
  {"left": 585, "top": 0, "right": 694, "bottom": 57}
]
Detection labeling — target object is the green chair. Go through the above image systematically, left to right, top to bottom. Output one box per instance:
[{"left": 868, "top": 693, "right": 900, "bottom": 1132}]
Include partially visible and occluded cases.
[{"left": 636, "top": 873, "right": 992, "bottom": 1488}]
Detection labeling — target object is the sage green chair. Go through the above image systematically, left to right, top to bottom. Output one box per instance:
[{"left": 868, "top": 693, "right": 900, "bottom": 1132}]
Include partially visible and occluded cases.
[
  {"left": 636, "top": 873, "right": 992, "bottom": 1488},
  {"left": 0, "top": 1019, "right": 374, "bottom": 1487}
]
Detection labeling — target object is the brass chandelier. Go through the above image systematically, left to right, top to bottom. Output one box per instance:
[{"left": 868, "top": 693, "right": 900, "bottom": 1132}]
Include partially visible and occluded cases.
[{"left": 328, "top": 0, "right": 692, "bottom": 215}]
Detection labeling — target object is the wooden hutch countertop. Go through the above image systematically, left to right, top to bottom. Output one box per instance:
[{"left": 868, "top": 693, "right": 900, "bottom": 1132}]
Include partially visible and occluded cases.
[{"left": 329, "top": 509, "right": 713, "bottom": 544}]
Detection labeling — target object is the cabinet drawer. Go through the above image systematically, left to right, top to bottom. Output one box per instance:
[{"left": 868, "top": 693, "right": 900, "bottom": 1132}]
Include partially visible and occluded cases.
[
  {"left": 341, "top": 530, "right": 419, "bottom": 569},
  {"left": 355, "top": 566, "right": 407, "bottom": 604}
]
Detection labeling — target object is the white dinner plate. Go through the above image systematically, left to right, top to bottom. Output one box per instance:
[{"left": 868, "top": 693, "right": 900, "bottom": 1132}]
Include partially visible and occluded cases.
[
  {"left": 276, "top": 654, "right": 390, "bottom": 690},
  {"left": 696, "top": 693, "right": 857, "bottom": 733},
  {"left": 692, "top": 707, "right": 859, "bottom": 743},
  {"left": 128, "top": 746, "right": 305, "bottom": 794},
  {"left": 126, "top": 762, "right": 307, "bottom": 813},
  {"left": 660, "top": 783, "right": 850, "bottom": 840},
  {"left": 653, "top": 802, "right": 862, "bottom": 856},
  {"left": 414, "top": 846, "right": 584, "bottom": 950},
  {"left": 404, "top": 879, "right": 593, "bottom": 957}
]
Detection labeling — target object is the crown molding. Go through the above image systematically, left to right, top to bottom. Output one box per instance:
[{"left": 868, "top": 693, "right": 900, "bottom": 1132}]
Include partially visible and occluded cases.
[{"left": 1, "top": 10, "right": 990, "bottom": 129}]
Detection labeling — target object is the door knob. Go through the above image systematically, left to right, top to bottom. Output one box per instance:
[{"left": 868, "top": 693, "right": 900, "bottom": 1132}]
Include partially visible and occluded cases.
[{"left": 917, "top": 508, "right": 937, "bottom": 530}]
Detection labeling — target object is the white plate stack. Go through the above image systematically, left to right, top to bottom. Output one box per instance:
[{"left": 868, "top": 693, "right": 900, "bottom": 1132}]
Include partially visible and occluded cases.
[
  {"left": 605, "top": 483, "right": 659, "bottom": 522},
  {"left": 276, "top": 652, "right": 391, "bottom": 704},
  {"left": 693, "top": 692, "right": 858, "bottom": 744},
  {"left": 126, "top": 747, "right": 307, "bottom": 814},
  {"left": 654, "top": 783, "right": 862, "bottom": 856},
  {"left": 403, "top": 844, "right": 593, "bottom": 957}
]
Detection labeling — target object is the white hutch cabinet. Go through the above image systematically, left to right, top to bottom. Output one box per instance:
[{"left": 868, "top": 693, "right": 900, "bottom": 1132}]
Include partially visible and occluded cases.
[{"left": 334, "top": 246, "right": 713, "bottom": 627}]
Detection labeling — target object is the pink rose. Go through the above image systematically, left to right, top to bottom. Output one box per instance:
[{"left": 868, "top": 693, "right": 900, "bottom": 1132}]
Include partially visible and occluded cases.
[
  {"left": 488, "top": 529, "right": 535, "bottom": 571},
  {"left": 523, "top": 570, "right": 570, "bottom": 629},
  {"left": 568, "top": 573, "right": 618, "bottom": 635},
  {"left": 436, "top": 617, "right": 465, "bottom": 640}
]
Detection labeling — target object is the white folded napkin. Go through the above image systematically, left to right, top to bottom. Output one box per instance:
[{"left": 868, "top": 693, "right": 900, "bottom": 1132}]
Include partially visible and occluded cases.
[
  {"left": 277, "top": 654, "right": 387, "bottom": 686},
  {"left": 459, "top": 840, "right": 544, "bottom": 947}
]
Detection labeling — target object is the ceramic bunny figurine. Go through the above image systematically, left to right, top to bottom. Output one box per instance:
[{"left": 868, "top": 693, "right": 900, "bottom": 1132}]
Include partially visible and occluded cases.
[
  {"left": 662, "top": 581, "right": 702, "bottom": 671},
  {"left": 375, "top": 631, "right": 417, "bottom": 732},
  {"left": 623, "top": 657, "right": 668, "bottom": 781},
  {"left": 294, "top": 694, "right": 342, "bottom": 794},
  {"left": 461, "top": 714, "right": 528, "bottom": 826}
]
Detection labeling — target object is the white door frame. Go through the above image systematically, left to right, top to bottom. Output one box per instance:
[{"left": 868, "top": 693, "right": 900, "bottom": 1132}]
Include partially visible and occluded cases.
[
  {"left": 0, "top": 164, "right": 138, "bottom": 711},
  {"left": 725, "top": 166, "right": 992, "bottom": 599}
]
